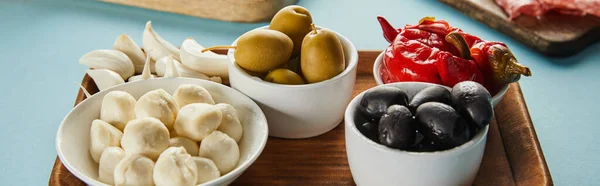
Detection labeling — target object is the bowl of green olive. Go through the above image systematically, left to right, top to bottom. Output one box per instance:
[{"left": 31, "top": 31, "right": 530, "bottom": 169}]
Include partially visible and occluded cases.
[{"left": 222, "top": 5, "right": 359, "bottom": 139}]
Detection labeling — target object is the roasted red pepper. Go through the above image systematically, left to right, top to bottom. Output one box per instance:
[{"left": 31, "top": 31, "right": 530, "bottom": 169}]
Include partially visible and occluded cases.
[{"left": 377, "top": 16, "right": 530, "bottom": 93}]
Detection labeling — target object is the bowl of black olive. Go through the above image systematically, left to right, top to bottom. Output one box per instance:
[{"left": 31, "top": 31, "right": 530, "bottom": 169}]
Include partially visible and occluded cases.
[{"left": 345, "top": 81, "right": 493, "bottom": 186}]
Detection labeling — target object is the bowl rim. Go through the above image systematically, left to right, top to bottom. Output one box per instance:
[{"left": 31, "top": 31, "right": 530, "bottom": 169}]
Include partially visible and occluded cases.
[
  {"left": 226, "top": 25, "right": 359, "bottom": 89},
  {"left": 372, "top": 51, "right": 509, "bottom": 101},
  {"left": 55, "top": 77, "right": 269, "bottom": 186},
  {"left": 344, "top": 81, "right": 490, "bottom": 156}
]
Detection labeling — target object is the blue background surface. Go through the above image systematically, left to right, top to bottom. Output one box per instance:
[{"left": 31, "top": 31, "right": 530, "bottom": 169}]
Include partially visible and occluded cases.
[{"left": 1, "top": 0, "right": 598, "bottom": 185}]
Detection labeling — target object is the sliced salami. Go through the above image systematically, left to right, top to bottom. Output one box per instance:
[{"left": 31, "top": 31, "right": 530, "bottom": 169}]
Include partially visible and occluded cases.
[{"left": 495, "top": 0, "right": 600, "bottom": 19}]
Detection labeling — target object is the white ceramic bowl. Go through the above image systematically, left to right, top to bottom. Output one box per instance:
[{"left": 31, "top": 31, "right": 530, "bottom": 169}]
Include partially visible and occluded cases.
[
  {"left": 227, "top": 26, "right": 358, "bottom": 139},
  {"left": 372, "top": 51, "right": 509, "bottom": 107},
  {"left": 56, "top": 78, "right": 269, "bottom": 186},
  {"left": 345, "top": 82, "right": 489, "bottom": 186}
]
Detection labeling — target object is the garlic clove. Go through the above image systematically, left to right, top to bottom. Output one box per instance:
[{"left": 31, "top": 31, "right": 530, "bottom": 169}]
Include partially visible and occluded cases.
[
  {"left": 142, "top": 21, "right": 180, "bottom": 64},
  {"left": 114, "top": 34, "right": 146, "bottom": 74},
  {"left": 180, "top": 38, "right": 229, "bottom": 78},
  {"left": 79, "top": 50, "right": 135, "bottom": 79},
  {"left": 164, "top": 55, "right": 181, "bottom": 78},
  {"left": 127, "top": 56, "right": 155, "bottom": 82},
  {"left": 155, "top": 56, "right": 222, "bottom": 84},
  {"left": 155, "top": 56, "right": 204, "bottom": 78},
  {"left": 86, "top": 69, "right": 125, "bottom": 91},
  {"left": 128, "top": 74, "right": 156, "bottom": 82},
  {"left": 209, "top": 76, "right": 223, "bottom": 84},
  {"left": 75, "top": 82, "right": 92, "bottom": 98},
  {"left": 101, "top": 90, "right": 137, "bottom": 131},
  {"left": 90, "top": 119, "right": 123, "bottom": 163},
  {"left": 199, "top": 131, "right": 239, "bottom": 174},
  {"left": 98, "top": 147, "right": 125, "bottom": 185},
  {"left": 153, "top": 147, "right": 198, "bottom": 186},
  {"left": 113, "top": 153, "right": 155, "bottom": 186},
  {"left": 192, "top": 157, "right": 220, "bottom": 184}
]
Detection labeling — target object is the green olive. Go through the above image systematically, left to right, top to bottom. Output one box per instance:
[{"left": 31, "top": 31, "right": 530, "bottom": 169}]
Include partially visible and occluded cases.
[
  {"left": 269, "top": 5, "right": 313, "bottom": 57},
  {"left": 300, "top": 24, "right": 345, "bottom": 83},
  {"left": 234, "top": 29, "right": 293, "bottom": 73},
  {"left": 264, "top": 68, "right": 305, "bottom": 85}
]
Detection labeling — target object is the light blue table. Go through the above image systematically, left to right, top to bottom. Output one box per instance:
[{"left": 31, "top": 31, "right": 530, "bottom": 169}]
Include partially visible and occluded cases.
[{"left": 1, "top": 0, "right": 598, "bottom": 185}]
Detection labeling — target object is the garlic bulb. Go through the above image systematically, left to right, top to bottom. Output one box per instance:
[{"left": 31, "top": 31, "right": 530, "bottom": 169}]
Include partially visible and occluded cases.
[
  {"left": 143, "top": 21, "right": 180, "bottom": 63},
  {"left": 114, "top": 34, "right": 146, "bottom": 74},
  {"left": 180, "top": 38, "right": 229, "bottom": 78},
  {"left": 79, "top": 49, "right": 135, "bottom": 79},
  {"left": 164, "top": 55, "right": 181, "bottom": 78},
  {"left": 128, "top": 56, "right": 155, "bottom": 82},
  {"left": 86, "top": 69, "right": 125, "bottom": 91},
  {"left": 173, "top": 84, "right": 215, "bottom": 108},
  {"left": 135, "top": 89, "right": 179, "bottom": 130},
  {"left": 100, "top": 90, "right": 136, "bottom": 131},
  {"left": 174, "top": 103, "right": 222, "bottom": 141},
  {"left": 215, "top": 103, "right": 243, "bottom": 142},
  {"left": 121, "top": 117, "right": 170, "bottom": 160},
  {"left": 89, "top": 119, "right": 123, "bottom": 163},
  {"left": 199, "top": 131, "right": 240, "bottom": 174},
  {"left": 169, "top": 137, "right": 199, "bottom": 156},
  {"left": 98, "top": 147, "right": 125, "bottom": 185},
  {"left": 153, "top": 147, "right": 198, "bottom": 186},
  {"left": 114, "top": 153, "right": 155, "bottom": 186},
  {"left": 192, "top": 157, "right": 220, "bottom": 184}
]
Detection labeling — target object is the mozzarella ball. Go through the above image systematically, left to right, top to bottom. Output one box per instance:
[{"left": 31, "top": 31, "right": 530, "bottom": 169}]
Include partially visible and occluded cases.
[
  {"left": 173, "top": 84, "right": 215, "bottom": 108},
  {"left": 135, "top": 89, "right": 179, "bottom": 130},
  {"left": 100, "top": 91, "right": 136, "bottom": 130},
  {"left": 174, "top": 103, "right": 222, "bottom": 141},
  {"left": 215, "top": 103, "right": 243, "bottom": 142},
  {"left": 121, "top": 117, "right": 170, "bottom": 160},
  {"left": 90, "top": 119, "right": 123, "bottom": 162},
  {"left": 199, "top": 131, "right": 239, "bottom": 174},
  {"left": 169, "top": 137, "right": 199, "bottom": 156},
  {"left": 98, "top": 147, "right": 125, "bottom": 185},
  {"left": 153, "top": 147, "right": 198, "bottom": 186},
  {"left": 114, "top": 153, "right": 155, "bottom": 186},
  {"left": 192, "top": 157, "right": 220, "bottom": 184}
]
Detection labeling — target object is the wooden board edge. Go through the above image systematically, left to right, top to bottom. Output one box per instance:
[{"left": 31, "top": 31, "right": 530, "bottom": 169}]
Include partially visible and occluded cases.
[
  {"left": 99, "top": 0, "right": 297, "bottom": 23},
  {"left": 49, "top": 75, "right": 94, "bottom": 186},
  {"left": 494, "top": 83, "right": 553, "bottom": 186}
]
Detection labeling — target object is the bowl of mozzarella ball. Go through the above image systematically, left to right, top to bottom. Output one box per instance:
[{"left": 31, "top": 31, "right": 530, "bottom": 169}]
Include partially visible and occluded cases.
[{"left": 56, "top": 78, "right": 268, "bottom": 186}]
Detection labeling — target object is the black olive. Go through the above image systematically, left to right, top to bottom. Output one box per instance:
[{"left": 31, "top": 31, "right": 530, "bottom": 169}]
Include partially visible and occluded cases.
[
  {"left": 451, "top": 81, "right": 493, "bottom": 128},
  {"left": 358, "top": 86, "right": 409, "bottom": 121},
  {"left": 408, "top": 86, "right": 451, "bottom": 112},
  {"left": 415, "top": 102, "right": 470, "bottom": 148},
  {"left": 378, "top": 105, "right": 415, "bottom": 150},
  {"left": 449, "top": 118, "right": 472, "bottom": 146},
  {"left": 357, "top": 121, "right": 379, "bottom": 143},
  {"left": 413, "top": 130, "right": 425, "bottom": 147},
  {"left": 413, "top": 139, "right": 446, "bottom": 152}
]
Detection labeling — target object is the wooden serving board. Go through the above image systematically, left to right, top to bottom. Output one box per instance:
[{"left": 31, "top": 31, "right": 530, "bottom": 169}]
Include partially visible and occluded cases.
[
  {"left": 100, "top": 0, "right": 297, "bottom": 23},
  {"left": 440, "top": 0, "right": 600, "bottom": 57},
  {"left": 49, "top": 51, "right": 552, "bottom": 186}
]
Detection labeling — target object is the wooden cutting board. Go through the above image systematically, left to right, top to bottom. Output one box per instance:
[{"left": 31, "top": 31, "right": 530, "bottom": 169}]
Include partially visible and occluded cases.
[
  {"left": 100, "top": 0, "right": 297, "bottom": 23},
  {"left": 441, "top": 0, "right": 600, "bottom": 57},
  {"left": 49, "top": 51, "right": 552, "bottom": 186}
]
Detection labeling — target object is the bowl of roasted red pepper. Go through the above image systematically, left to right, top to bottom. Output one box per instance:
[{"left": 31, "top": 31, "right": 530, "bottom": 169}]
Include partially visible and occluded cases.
[{"left": 374, "top": 16, "right": 532, "bottom": 106}]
